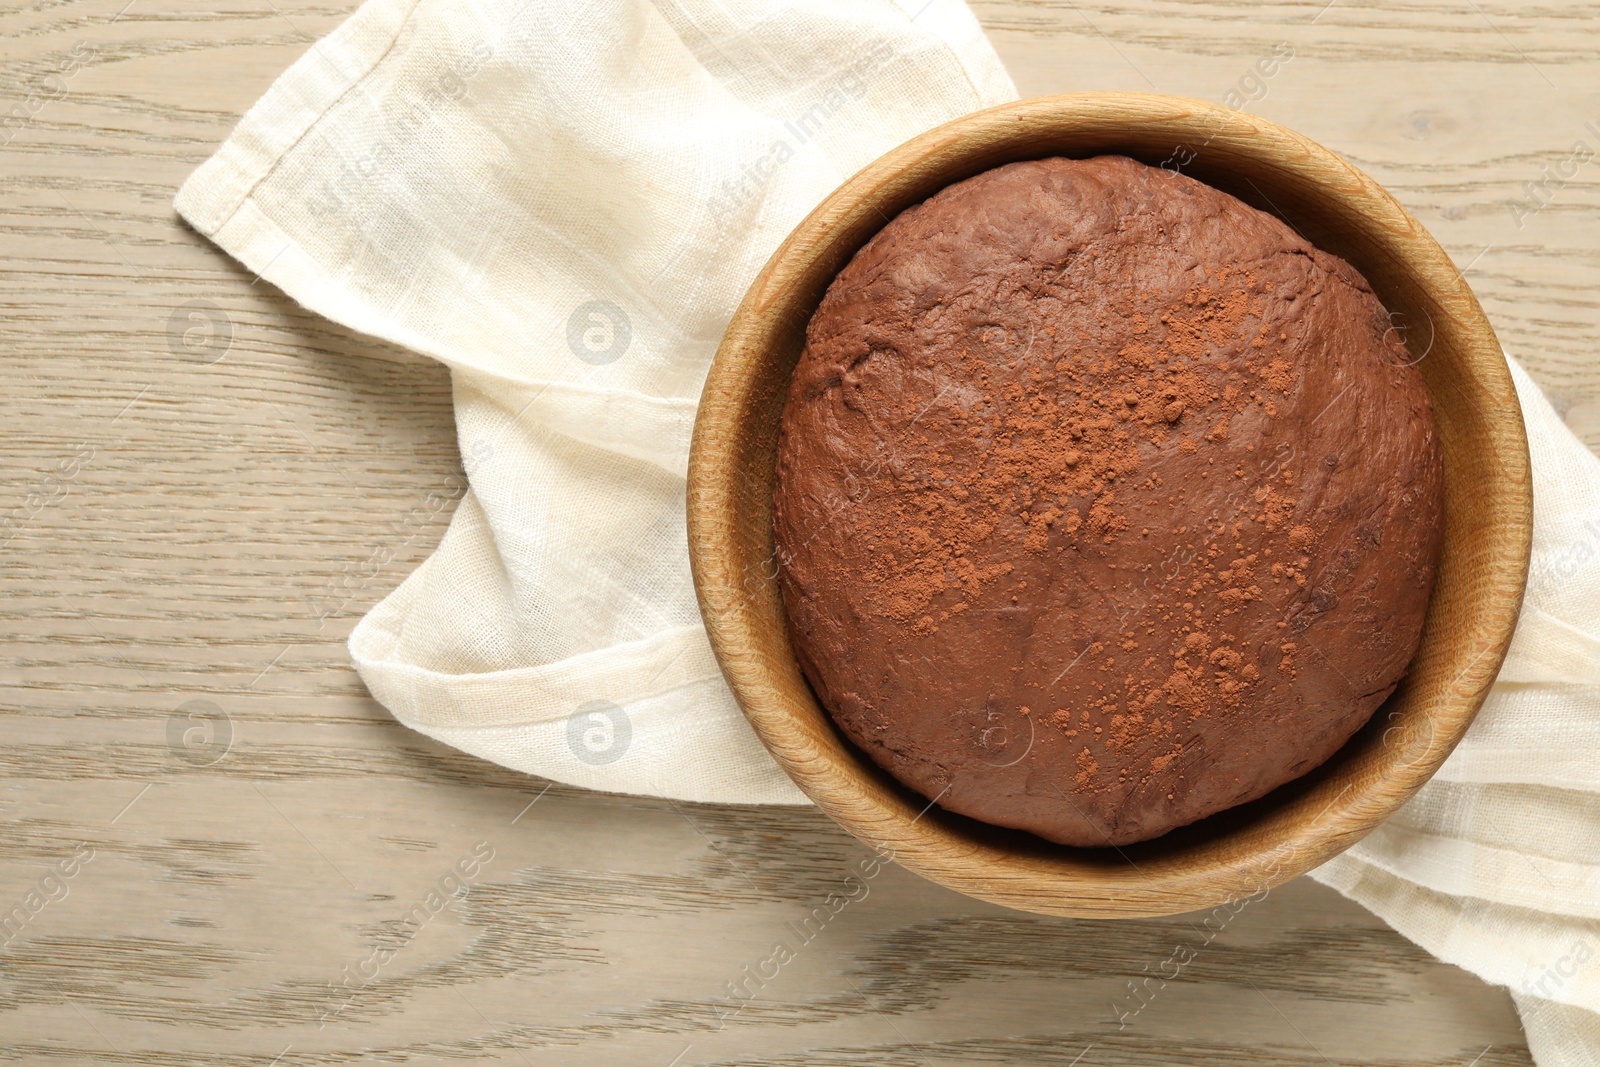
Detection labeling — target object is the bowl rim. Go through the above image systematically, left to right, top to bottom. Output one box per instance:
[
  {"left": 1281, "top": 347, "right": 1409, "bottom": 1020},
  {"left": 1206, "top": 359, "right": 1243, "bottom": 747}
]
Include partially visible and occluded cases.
[{"left": 687, "top": 91, "right": 1532, "bottom": 918}]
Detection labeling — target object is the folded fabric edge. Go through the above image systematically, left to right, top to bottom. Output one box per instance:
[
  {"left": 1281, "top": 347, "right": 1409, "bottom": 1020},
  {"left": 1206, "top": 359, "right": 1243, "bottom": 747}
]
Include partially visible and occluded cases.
[
  {"left": 175, "top": 0, "right": 423, "bottom": 237},
  {"left": 885, "top": 0, "right": 1018, "bottom": 104},
  {"left": 454, "top": 371, "right": 701, "bottom": 481},
  {"left": 349, "top": 534, "right": 814, "bottom": 804},
  {"left": 349, "top": 561, "right": 729, "bottom": 730},
  {"left": 1497, "top": 602, "right": 1600, "bottom": 686},
  {"left": 412, "top": 707, "right": 815, "bottom": 806},
  {"left": 1343, "top": 821, "right": 1600, "bottom": 922},
  {"left": 1310, "top": 853, "right": 1600, "bottom": 1016},
  {"left": 1514, "top": 992, "right": 1600, "bottom": 1067}
]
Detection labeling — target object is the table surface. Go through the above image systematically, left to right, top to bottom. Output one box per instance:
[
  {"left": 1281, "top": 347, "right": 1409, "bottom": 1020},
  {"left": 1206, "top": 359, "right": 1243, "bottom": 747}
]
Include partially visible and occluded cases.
[{"left": 4, "top": 1, "right": 1596, "bottom": 1064}]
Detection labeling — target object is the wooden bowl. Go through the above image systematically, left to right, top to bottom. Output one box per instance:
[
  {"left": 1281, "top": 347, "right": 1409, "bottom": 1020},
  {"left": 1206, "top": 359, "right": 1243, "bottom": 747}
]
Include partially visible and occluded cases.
[{"left": 686, "top": 93, "right": 1531, "bottom": 918}]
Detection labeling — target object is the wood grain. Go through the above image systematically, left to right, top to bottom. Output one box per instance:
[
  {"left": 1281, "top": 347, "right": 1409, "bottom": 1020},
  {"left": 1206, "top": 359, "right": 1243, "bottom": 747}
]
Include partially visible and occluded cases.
[{"left": 5, "top": 0, "right": 1594, "bottom": 1061}]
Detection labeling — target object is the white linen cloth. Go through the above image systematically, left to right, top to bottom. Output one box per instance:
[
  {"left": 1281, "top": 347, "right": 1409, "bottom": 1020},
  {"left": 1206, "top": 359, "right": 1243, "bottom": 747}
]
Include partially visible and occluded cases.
[{"left": 175, "top": 0, "right": 1599, "bottom": 1058}]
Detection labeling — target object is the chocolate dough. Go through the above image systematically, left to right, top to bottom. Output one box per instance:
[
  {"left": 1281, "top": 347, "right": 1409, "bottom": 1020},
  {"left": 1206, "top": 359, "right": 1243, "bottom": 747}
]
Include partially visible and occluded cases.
[{"left": 771, "top": 155, "right": 1444, "bottom": 847}]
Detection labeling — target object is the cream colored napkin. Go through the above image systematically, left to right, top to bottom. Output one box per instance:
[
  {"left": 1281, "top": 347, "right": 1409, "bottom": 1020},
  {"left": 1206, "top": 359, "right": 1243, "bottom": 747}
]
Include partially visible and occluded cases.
[{"left": 176, "top": 0, "right": 1598, "bottom": 1058}]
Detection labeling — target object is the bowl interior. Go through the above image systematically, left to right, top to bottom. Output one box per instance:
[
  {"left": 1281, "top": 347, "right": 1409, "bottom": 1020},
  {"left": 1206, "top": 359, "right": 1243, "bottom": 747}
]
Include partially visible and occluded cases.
[{"left": 687, "top": 93, "right": 1531, "bottom": 918}]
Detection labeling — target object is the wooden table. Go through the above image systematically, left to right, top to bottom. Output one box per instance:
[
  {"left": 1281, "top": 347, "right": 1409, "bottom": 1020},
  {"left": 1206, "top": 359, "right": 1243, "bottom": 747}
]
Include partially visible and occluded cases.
[{"left": 4, "top": 1, "right": 1594, "bottom": 1063}]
